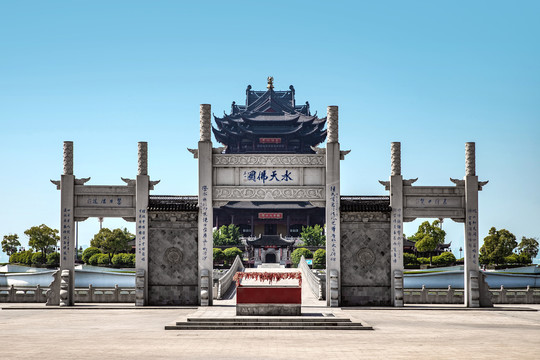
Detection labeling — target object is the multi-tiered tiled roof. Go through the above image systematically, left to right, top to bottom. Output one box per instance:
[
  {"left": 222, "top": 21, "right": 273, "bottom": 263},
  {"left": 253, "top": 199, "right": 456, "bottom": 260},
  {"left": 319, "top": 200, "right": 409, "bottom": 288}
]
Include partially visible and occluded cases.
[{"left": 212, "top": 77, "right": 327, "bottom": 153}]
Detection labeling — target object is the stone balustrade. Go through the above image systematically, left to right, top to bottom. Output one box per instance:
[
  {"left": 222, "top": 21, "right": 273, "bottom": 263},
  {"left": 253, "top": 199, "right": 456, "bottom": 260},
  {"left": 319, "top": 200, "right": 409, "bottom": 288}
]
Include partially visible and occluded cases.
[
  {"left": 215, "top": 255, "right": 244, "bottom": 300},
  {"left": 298, "top": 256, "right": 325, "bottom": 300},
  {"left": 0, "top": 285, "right": 135, "bottom": 303},
  {"left": 404, "top": 285, "right": 540, "bottom": 304}
]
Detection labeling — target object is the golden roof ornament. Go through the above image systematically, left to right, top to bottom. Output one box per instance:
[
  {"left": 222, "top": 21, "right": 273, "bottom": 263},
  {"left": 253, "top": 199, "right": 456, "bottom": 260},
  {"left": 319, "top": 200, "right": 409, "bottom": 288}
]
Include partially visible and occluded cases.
[{"left": 267, "top": 76, "right": 274, "bottom": 90}]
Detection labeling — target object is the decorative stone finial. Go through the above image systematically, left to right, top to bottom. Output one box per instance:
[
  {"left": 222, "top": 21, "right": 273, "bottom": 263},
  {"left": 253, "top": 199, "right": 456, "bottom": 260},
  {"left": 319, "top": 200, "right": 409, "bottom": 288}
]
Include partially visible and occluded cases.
[
  {"left": 267, "top": 76, "right": 274, "bottom": 90},
  {"left": 200, "top": 104, "right": 211, "bottom": 142},
  {"left": 327, "top": 106, "right": 338, "bottom": 143},
  {"left": 63, "top": 141, "right": 73, "bottom": 175},
  {"left": 138, "top": 142, "right": 148, "bottom": 176},
  {"left": 391, "top": 142, "right": 401, "bottom": 176},
  {"left": 466, "top": 142, "right": 475, "bottom": 176}
]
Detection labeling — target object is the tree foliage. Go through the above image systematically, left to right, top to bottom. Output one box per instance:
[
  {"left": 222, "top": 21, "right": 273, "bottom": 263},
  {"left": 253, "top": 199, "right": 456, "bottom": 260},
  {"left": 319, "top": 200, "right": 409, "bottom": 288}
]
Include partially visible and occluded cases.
[
  {"left": 411, "top": 220, "right": 446, "bottom": 264},
  {"left": 24, "top": 224, "right": 59, "bottom": 256},
  {"left": 213, "top": 225, "right": 241, "bottom": 246},
  {"left": 300, "top": 225, "right": 326, "bottom": 247},
  {"left": 479, "top": 227, "right": 517, "bottom": 265},
  {"left": 90, "top": 228, "right": 133, "bottom": 264},
  {"left": 2, "top": 234, "right": 21, "bottom": 256},
  {"left": 517, "top": 237, "right": 539, "bottom": 258},
  {"left": 82, "top": 247, "right": 102, "bottom": 264},
  {"left": 222, "top": 247, "right": 243, "bottom": 263},
  {"left": 213, "top": 248, "right": 224, "bottom": 262},
  {"left": 291, "top": 248, "right": 313, "bottom": 267},
  {"left": 313, "top": 249, "right": 326, "bottom": 269}
]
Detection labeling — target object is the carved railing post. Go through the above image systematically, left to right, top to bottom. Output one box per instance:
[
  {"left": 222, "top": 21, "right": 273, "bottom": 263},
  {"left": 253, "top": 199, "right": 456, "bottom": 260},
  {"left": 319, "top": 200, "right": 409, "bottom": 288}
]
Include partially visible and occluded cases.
[
  {"left": 59, "top": 269, "right": 70, "bottom": 306},
  {"left": 200, "top": 269, "right": 210, "bottom": 306},
  {"left": 393, "top": 270, "right": 404, "bottom": 307}
]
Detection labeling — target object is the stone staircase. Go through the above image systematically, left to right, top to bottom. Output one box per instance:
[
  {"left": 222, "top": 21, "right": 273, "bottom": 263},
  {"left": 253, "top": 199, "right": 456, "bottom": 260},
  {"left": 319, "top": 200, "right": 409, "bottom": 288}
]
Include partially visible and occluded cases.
[{"left": 165, "top": 314, "right": 372, "bottom": 330}]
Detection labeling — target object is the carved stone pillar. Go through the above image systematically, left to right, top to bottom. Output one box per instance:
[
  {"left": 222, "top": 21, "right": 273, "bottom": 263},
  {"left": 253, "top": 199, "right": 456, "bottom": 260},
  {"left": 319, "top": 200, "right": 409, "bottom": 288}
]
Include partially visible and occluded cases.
[
  {"left": 198, "top": 104, "right": 213, "bottom": 306},
  {"left": 326, "top": 106, "right": 341, "bottom": 306},
  {"left": 60, "top": 141, "right": 75, "bottom": 306},
  {"left": 389, "top": 142, "right": 404, "bottom": 306},
  {"left": 464, "top": 142, "right": 479, "bottom": 307}
]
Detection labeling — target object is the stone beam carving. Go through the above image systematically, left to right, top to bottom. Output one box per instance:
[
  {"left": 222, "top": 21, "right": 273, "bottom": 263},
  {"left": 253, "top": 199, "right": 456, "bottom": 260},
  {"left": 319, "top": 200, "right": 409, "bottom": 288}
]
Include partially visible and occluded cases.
[
  {"left": 200, "top": 104, "right": 211, "bottom": 142},
  {"left": 63, "top": 141, "right": 73, "bottom": 175},
  {"left": 212, "top": 146, "right": 227, "bottom": 154},
  {"left": 310, "top": 146, "right": 326, "bottom": 155},
  {"left": 187, "top": 148, "right": 199, "bottom": 159},
  {"left": 340, "top": 150, "right": 351, "bottom": 160},
  {"left": 213, "top": 154, "right": 324, "bottom": 167},
  {"left": 74, "top": 177, "right": 91, "bottom": 185},
  {"left": 121, "top": 177, "right": 136, "bottom": 186},
  {"left": 403, "top": 178, "right": 418, "bottom": 186},
  {"left": 450, "top": 178, "right": 465, "bottom": 186},
  {"left": 50, "top": 180, "right": 61, "bottom": 190},
  {"left": 213, "top": 186, "right": 324, "bottom": 201}
]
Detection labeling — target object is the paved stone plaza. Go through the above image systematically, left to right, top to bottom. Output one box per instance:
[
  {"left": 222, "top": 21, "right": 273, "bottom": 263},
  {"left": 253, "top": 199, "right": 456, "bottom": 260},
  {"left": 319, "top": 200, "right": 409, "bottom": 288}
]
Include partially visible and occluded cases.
[{"left": 1, "top": 304, "right": 539, "bottom": 359}]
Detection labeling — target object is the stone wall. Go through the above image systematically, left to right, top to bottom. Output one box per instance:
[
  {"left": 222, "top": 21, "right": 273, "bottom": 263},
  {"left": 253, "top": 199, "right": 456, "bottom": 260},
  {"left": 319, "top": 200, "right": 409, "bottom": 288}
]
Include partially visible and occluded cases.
[
  {"left": 147, "top": 211, "right": 198, "bottom": 305},
  {"left": 340, "top": 212, "right": 391, "bottom": 306}
]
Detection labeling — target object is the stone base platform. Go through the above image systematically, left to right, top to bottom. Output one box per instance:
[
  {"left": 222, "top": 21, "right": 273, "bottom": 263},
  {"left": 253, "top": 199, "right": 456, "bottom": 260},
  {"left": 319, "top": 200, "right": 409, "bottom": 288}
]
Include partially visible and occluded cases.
[
  {"left": 236, "top": 303, "right": 301, "bottom": 316},
  {"left": 165, "top": 307, "right": 373, "bottom": 330}
]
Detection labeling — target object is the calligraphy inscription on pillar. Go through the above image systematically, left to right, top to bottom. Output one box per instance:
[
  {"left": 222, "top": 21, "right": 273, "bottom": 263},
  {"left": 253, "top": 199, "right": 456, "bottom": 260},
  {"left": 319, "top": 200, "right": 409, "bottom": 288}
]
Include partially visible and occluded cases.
[
  {"left": 200, "top": 185, "right": 210, "bottom": 262},
  {"left": 328, "top": 185, "right": 338, "bottom": 263},
  {"left": 61, "top": 208, "right": 72, "bottom": 262},
  {"left": 391, "top": 208, "right": 402, "bottom": 265},
  {"left": 466, "top": 208, "right": 478, "bottom": 265},
  {"left": 137, "top": 209, "right": 147, "bottom": 263}
]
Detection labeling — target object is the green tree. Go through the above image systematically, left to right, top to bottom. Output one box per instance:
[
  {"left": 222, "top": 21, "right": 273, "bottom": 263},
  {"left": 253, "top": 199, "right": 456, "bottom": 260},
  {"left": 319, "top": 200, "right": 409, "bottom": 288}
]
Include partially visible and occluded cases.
[
  {"left": 411, "top": 220, "right": 446, "bottom": 265},
  {"left": 24, "top": 224, "right": 60, "bottom": 257},
  {"left": 213, "top": 225, "right": 241, "bottom": 246},
  {"left": 300, "top": 225, "right": 326, "bottom": 247},
  {"left": 480, "top": 227, "right": 517, "bottom": 265},
  {"left": 90, "top": 228, "right": 133, "bottom": 264},
  {"left": 2, "top": 234, "right": 21, "bottom": 256},
  {"left": 517, "top": 236, "right": 539, "bottom": 258},
  {"left": 82, "top": 247, "right": 102, "bottom": 264},
  {"left": 222, "top": 247, "right": 243, "bottom": 264},
  {"left": 213, "top": 248, "right": 224, "bottom": 263},
  {"left": 291, "top": 248, "right": 313, "bottom": 267},
  {"left": 313, "top": 249, "right": 326, "bottom": 269}
]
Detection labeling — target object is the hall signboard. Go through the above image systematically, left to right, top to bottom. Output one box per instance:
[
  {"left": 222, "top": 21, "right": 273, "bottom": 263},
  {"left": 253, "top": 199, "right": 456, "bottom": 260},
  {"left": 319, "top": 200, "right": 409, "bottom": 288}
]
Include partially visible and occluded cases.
[
  {"left": 212, "top": 153, "right": 326, "bottom": 204},
  {"left": 73, "top": 185, "right": 136, "bottom": 220},
  {"left": 402, "top": 186, "right": 465, "bottom": 221},
  {"left": 258, "top": 212, "right": 283, "bottom": 219}
]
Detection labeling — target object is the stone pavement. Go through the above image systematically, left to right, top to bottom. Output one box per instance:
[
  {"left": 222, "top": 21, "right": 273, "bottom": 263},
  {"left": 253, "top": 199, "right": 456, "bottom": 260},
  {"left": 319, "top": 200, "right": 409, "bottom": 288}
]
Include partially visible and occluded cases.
[{"left": 1, "top": 303, "right": 539, "bottom": 359}]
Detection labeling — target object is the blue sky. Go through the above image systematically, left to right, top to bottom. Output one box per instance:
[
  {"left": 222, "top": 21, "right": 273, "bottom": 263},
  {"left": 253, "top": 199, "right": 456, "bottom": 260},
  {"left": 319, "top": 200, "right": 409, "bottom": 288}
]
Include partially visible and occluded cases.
[{"left": 1, "top": 1, "right": 539, "bottom": 263}]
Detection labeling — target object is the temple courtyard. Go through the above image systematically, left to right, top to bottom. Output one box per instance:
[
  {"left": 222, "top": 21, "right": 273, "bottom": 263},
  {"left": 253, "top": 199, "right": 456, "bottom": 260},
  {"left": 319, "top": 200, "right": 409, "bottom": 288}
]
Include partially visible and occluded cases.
[{"left": 1, "top": 303, "right": 539, "bottom": 359}]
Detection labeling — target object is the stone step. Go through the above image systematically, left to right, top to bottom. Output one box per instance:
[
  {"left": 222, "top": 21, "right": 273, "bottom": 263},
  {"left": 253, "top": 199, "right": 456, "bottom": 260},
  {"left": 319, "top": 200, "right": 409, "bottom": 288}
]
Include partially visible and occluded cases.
[
  {"left": 186, "top": 317, "right": 351, "bottom": 323},
  {"left": 182, "top": 321, "right": 359, "bottom": 327},
  {"left": 165, "top": 324, "right": 372, "bottom": 330}
]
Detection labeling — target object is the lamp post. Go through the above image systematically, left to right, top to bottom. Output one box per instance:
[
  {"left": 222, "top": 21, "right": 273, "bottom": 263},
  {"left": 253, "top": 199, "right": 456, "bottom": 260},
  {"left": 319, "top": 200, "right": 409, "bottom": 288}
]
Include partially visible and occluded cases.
[{"left": 459, "top": 247, "right": 463, "bottom": 259}]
